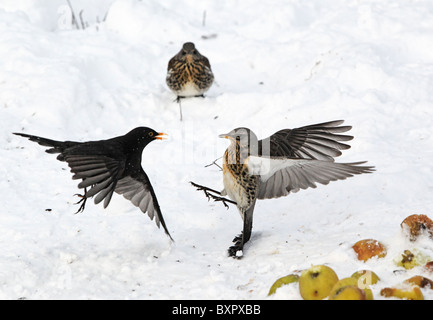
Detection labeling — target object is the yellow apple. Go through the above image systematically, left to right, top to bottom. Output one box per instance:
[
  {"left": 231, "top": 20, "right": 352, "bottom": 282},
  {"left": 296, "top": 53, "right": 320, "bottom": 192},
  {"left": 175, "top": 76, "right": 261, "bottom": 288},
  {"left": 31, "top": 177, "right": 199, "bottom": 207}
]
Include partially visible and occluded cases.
[
  {"left": 299, "top": 265, "right": 339, "bottom": 300},
  {"left": 351, "top": 270, "right": 380, "bottom": 286},
  {"left": 267, "top": 274, "right": 299, "bottom": 296},
  {"left": 329, "top": 277, "right": 373, "bottom": 300},
  {"left": 328, "top": 285, "right": 366, "bottom": 300},
  {"left": 380, "top": 285, "right": 423, "bottom": 300}
]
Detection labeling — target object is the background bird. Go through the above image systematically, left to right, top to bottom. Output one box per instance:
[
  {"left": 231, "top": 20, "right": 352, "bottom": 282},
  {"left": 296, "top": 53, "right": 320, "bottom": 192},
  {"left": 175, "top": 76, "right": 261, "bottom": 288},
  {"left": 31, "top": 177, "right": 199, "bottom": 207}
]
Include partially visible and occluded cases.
[
  {"left": 166, "top": 42, "right": 214, "bottom": 120},
  {"left": 195, "top": 120, "right": 374, "bottom": 258},
  {"left": 14, "top": 127, "right": 173, "bottom": 241}
]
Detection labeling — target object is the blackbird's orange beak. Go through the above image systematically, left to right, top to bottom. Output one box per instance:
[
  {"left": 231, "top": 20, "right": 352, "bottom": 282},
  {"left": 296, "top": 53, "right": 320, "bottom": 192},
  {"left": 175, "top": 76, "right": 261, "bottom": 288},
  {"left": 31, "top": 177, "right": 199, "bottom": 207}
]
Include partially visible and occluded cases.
[{"left": 155, "top": 132, "right": 168, "bottom": 140}]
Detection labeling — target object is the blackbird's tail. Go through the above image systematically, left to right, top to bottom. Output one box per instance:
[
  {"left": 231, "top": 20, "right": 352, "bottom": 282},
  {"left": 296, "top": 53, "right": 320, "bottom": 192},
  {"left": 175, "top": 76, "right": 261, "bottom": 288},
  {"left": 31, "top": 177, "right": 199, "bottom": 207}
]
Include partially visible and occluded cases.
[{"left": 13, "top": 132, "right": 78, "bottom": 160}]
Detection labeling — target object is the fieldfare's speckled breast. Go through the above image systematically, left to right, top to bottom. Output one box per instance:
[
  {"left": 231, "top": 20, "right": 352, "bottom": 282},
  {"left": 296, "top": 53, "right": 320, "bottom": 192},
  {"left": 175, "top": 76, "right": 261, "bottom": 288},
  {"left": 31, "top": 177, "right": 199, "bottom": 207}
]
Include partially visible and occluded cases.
[
  {"left": 166, "top": 42, "right": 214, "bottom": 98},
  {"left": 221, "top": 132, "right": 259, "bottom": 212}
]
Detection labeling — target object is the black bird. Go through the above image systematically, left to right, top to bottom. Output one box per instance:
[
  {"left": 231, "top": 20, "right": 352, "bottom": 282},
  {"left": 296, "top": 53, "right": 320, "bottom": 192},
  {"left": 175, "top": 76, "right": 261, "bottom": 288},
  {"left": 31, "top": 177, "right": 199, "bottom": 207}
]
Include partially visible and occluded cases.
[
  {"left": 166, "top": 42, "right": 214, "bottom": 120},
  {"left": 192, "top": 120, "right": 374, "bottom": 258},
  {"left": 14, "top": 127, "right": 173, "bottom": 241}
]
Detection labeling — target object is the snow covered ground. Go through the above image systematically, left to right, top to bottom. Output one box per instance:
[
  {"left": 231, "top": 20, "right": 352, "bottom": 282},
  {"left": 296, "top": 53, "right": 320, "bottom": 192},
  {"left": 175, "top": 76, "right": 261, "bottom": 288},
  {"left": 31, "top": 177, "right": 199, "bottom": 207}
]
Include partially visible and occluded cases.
[{"left": 1, "top": 0, "right": 433, "bottom": 300}]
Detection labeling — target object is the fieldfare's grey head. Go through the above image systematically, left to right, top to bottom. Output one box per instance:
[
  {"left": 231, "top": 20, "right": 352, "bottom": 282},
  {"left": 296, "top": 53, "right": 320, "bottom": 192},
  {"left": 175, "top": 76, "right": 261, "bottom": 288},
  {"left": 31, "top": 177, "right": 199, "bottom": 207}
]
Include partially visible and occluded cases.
[
  {"left": 177, "top": 42, "right": 202, "bottom": 62},
  {"left": 219, "top": 127, "right": 260, "bottom": 153}
]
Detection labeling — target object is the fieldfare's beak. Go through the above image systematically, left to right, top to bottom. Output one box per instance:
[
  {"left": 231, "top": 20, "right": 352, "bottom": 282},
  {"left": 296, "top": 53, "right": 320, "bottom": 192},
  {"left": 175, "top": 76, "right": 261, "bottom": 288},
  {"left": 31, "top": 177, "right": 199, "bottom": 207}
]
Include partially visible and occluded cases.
[
  {"left": 155, "top": 132, "right": 168, "bottom": 140},
  {"left": 219, "top": 133, "right": 230, "bottom": 139}
]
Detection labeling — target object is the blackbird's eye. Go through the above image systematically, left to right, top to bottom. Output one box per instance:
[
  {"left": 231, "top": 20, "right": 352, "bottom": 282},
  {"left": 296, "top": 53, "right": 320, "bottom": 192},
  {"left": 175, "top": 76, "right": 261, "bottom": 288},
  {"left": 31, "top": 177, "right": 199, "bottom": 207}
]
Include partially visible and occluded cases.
[{"left": 148, "top": 132, "right": 154, "bottom": 137}]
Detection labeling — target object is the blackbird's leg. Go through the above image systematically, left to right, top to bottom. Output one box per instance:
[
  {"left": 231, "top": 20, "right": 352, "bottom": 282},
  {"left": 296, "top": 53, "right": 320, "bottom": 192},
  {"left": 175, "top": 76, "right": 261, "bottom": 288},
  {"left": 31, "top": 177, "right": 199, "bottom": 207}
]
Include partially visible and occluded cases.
[
  {"left": 190, "top": 181, "right": 237, "bottom": 209},
  {"left": 74, "top": 187, "right": 88, "bottom": 214}
]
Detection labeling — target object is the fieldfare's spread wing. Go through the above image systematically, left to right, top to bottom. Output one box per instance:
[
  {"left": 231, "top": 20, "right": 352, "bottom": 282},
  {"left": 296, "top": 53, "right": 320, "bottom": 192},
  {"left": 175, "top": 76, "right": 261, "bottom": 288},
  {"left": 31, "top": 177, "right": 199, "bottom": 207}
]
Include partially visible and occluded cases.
[
  {"left": 258, "top": 120, "right": 354, "bottom": 160},
  {"left": 247, "top": 156, "right": 374, "bottom": 199},
  {"left": 114, "top": 170, "right": 173, "bottom": 241}
]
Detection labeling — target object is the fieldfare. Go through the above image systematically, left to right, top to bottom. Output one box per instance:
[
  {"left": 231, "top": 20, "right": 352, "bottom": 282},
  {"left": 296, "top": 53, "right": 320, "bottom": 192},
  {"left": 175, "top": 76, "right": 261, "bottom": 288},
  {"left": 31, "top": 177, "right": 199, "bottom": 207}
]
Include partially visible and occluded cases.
[
  {"left": 166, "top": 42, "right": 214, "bottom": 120},
  {"left": 192, "top": 120, "right": 374, "bottom": 258}
]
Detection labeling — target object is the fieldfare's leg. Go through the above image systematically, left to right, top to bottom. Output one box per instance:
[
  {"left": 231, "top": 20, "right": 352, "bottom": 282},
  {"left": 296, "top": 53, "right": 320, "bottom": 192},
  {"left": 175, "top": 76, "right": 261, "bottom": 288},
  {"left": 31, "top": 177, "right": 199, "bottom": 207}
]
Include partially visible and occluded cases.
[
  {"left": 174, "top": 96, "right": 185, "bottom": 103},
  {"left": 175, "top": 96, "right": 184, "bottom": 121},
  {"left": 190, "top": 181, "right": 237, "bottom": 209},
  {"left": 190, "top": 181, "right": 222, "bottom": 195},
  {"left": 73, "top": 187, "right": 88, "bottom": 214},
  {"left": 209, "top": 193, "right": 236, "bottom": 209},
  {"left": 228, "top": 203, "right": 255, "bottom": 258},
  {"left": 228, "top": 232, "right": 243, "bottom": 258}
]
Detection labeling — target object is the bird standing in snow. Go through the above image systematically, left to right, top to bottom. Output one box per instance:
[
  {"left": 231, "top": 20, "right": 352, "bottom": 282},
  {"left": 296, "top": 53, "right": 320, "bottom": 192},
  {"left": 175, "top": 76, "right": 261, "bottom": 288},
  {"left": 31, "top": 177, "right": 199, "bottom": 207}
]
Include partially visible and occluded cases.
[
  {"left": 166, "top": 42, "right": 214, "bottom": 120},
  {"left": 192, "top": 120, "right": 374, "bottom": 258},
  {"left": 14, "top": 127, "right": 173, "bottom": 241}
]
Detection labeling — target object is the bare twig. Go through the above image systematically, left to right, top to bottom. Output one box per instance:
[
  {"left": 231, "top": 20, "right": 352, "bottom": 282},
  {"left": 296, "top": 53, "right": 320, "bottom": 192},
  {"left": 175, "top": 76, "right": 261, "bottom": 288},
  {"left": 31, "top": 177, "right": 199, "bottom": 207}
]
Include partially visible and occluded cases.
[
  {"left": 66, "top": 0, "right": 80, "bottom": 30},
  {"left": 66, "top": 0, "right": 89, "bottom": 30},
  {"left": 79, "top": 10, "right": 87, "bottom": 29},
  {"left": 102, "top": 10, "right": 109, "bottom": 22},
  {"left": 202, "top": 10, "right": 207, "bottom": 27},
  {"left": 204, "top": 157, "right": 223, "bottom": 170}
]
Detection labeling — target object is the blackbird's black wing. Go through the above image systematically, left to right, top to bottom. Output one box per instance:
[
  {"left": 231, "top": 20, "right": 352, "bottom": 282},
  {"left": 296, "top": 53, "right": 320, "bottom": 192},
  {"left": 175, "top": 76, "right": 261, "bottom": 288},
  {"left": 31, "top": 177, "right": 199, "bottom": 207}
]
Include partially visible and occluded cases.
[
  {"left": 258, "top": 120, "right": 354, "bottom": 160},
  {"left": 13, "top": 133, "right": 124, "bottom": 209},
  {"left": 64, "top": 147, "right": 173, "bottom": 240},
  {"left": 66, "top": 153, "right": 122, "bottom": 209},
  {"left": 114, "top": 170, "right": 173, "bottom": 241}
]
